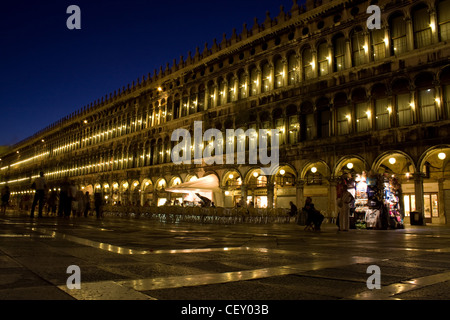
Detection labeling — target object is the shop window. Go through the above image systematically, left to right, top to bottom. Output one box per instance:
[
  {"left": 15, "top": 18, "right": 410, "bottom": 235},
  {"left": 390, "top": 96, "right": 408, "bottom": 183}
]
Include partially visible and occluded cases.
[
  {"left": 438, "top": 0, "right": 450, "bottom": 41},
  {"left": 413, "top": 6, "right": 432, "bottom": 48},
  {"left": 390, "top": 14, "right": 407, "bottom": 55},
  {"left": 371, "top": 28, "right": 386, "bottom": 61},
  {"left": 333, "top": 35, "right": 346, "bottom": 72},
  {"left": 317, "top": 42, "right": 329, "bottom": 76},
  {"left": 419, "top": 88, "right": 437, "bottom": 122},
  {"left": 397, "top": 93, "right": 413, "bottom": 126},
  {"left": 375, "top": 98, "right": 390, "bottom": 130},
  {"left": 356, "top": 102, "right": 370, "bottom": 132},
  {"left": 337, "top": 106, "right": 351, "bottom": 135},
  {"left": 424, "top": 193, "right": 439, "bottom": 219}
]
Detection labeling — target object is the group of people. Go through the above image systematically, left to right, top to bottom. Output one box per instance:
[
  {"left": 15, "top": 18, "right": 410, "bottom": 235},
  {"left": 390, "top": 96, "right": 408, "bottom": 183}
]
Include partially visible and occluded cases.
[
  {"left": 28, "top": 172, "right": 103, "bottom": 219},
  {"left": 288, "top": 184, "right": 355, "bottom": 232}
]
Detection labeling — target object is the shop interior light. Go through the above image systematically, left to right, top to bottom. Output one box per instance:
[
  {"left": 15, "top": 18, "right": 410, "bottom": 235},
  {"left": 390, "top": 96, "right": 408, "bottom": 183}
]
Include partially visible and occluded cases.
[
  {"left": 438, "top": 152, "right": 446, "bottom": 160},
  {"left": 389, "top": 157, "right": 396, "bottom": 165},
  {"left": 347, "top": 163, "right": 353, "bottom": 169},
  {"left": 311, "top": 167, "right": 317, "bottom": 173},
  {"left": 279, "top": 169, "right": 285, "bottom": 175},
  {"left": 253, "top": 172, "right": 259, "bottom": 178},
  {"left": 229, "top": 174, "right": 234, "bottom": 179},
  {"left": 225, "top": 191, "right": 230, "bottom": 196}
]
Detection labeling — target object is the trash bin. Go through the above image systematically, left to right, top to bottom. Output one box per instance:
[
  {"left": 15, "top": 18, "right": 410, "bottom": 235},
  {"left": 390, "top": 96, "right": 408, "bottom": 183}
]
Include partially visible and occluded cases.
[{"left": 410, "top": 211, "right": 425, "bottom": 226}]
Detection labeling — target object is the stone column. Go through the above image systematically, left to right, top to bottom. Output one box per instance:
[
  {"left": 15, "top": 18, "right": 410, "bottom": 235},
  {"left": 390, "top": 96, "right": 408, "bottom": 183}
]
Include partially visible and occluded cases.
[
  {"left": 405, "top": 17, "right": 414, "bottom": 51},
  {"left": 345, "top": 37, "right": 352, "bottom": 69},
  {"left": 413, "top": 173, "right": 425, "bottom": 222},
  {"left": 328, "top": 178, "right": 337, "bottom": 220},
  {"left": 438, "top": 178, "right": 446, "bottom": 224},
  {"left": 296, "top": 179, "right": 305, "bottom": 208},
  {"left": 267, "top": 182, "right": 275, "bottom": 209}
]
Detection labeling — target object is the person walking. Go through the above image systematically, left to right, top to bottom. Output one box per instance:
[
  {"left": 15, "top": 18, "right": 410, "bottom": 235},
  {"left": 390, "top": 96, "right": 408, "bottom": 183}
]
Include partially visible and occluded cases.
[
  {"left": 30, "top": 171, "right": 47, "bottom": 218},
  {"left": 337, "top": 185, "right": 354, "bottom": 231}
]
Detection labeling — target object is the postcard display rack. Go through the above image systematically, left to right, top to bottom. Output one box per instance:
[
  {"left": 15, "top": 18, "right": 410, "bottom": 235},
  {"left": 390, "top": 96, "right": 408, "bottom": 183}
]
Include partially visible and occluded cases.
[{"left": 338, "top": 172, "right": 404, "bottom": 229}]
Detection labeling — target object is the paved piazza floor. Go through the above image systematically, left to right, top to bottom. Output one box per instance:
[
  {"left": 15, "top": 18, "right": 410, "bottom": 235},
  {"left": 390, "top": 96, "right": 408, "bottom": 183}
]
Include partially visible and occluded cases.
[{"left": 0, "top": 211, "right": 449, "bottom": 314}]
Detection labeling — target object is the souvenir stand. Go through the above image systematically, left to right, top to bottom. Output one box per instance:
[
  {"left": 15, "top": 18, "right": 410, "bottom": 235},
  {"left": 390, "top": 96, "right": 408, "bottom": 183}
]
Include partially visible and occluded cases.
[{"left": 337, "top": 171, "right": 404, "bottom": 229}]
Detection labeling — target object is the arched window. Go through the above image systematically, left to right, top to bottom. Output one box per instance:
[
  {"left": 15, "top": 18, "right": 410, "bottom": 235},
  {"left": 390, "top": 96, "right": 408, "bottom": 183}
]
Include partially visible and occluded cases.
[
  {"left": 438, "top": 0, "right": 450, "bottom": 41},
  {"left": 412, "top": 4, "right": 432, "bottom": 48},
  {"left": 390, "top": 13, "right": 407, "bottom": 55},
  {"left": 351, "top": 28, "right": 366, "bottom": 67},
  {"left": 371, "top": 28, "right": 386, "bottom": 61},
  {"left": 333, "top": 34, "right": 346, "bottom": 72},
  {"left": 317, "top": 42, "right": 329, "bottom": 76},
  {"left": 302, "top": 47, "right": 314, "bottom": 80},
  {"left": 287, "top": 53, "right": 298, "bottom": 85},
  {"left": 274, "top": 57, "right": 284, "bottom": 89},
  {"left": 261, "top": 62, "right": 271, "bottom": 93},
  {"left": 249, "top": 67, "right": 258, "bottom": 97},
  {"left": 238, "top": 71, "right": 247, "bottom": 100},
  {"left": 416, "top": 73, "right": 437, "bottom": 123},
  {"left": 227, "top": 74, "right": 235, "bottom": 103},
  {"left": 218, "top": 78, "right": 226, "bottom": 106},
  {"left": 392, "top": 78, "right": 413, "bottom": 126},
  {"left": 372, "top": 84, "right": 390, "bottom": 130},
  {"left": 197, "top": 85, "right": 205, "bottom": 112},
  {"left": 353, "top": 88, "right": 370, "bottom": 133},
  {"left": 189, "top": 90, "right": 197, "bottom": 115},
  {"left": 335, "top": 92, "right": 351, "bottom": 135},
  {"left": 286, "top": 105, "right": 299, "bottom": 144}
]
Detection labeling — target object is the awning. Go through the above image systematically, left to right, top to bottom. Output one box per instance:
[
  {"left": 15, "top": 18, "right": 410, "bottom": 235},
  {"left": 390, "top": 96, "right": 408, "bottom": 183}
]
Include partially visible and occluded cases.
[{"left": 166, "top": 175, "right": 220, "bottom": 202}]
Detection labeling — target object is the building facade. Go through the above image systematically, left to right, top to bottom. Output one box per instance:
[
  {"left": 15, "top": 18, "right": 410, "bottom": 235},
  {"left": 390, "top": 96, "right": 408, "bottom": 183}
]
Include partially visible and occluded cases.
[{"left": 1, "top": 0, "right": 450, "bottom": 224}]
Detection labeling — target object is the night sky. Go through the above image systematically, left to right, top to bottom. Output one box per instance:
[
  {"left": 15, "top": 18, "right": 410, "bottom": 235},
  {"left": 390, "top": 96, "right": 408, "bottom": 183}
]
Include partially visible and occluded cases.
[{"left": 0, "top": 0, "right": 298, "bottom": 147}]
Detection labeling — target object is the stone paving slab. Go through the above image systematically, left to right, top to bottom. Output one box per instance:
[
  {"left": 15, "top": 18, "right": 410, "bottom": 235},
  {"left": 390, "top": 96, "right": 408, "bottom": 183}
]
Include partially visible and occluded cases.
[{"left": 1, "top": 212, "right": 450, "bottom": 307}]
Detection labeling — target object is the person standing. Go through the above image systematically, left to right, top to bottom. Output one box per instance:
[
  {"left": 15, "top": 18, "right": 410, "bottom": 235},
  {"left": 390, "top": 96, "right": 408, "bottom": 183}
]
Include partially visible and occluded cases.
[
  {"left": 30, "top": 171, "right": 47, "bottom": 218},
  {"left": 1, "top": 185, "right": 10, "bottom": 215},
  {"left": 337, "top": 185, "right": 354, "bottom": 231},
  {"left": 46, "top": 189, "right": 58, "bottom": 216},
  {"left": 84, "top": 191, "right": 91, "bottom": 217},
  {"left": 94, "top": 191, "right": 103, "bottom": 219}
]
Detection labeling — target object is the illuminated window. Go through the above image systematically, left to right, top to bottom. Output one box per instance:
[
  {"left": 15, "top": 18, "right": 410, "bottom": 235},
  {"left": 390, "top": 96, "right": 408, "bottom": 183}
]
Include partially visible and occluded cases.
[
  {"left": 413, "top": 5, "right": 432, "bottom": 48},
  {"left": 390, "top": 14, "right": 407, "bottom": 55}
]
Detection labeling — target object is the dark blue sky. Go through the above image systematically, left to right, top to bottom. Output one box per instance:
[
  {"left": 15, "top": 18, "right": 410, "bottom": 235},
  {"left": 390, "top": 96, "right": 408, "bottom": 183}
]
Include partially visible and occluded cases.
[{"left": 0, "top": 0, "right": 298, "bottom": 146}]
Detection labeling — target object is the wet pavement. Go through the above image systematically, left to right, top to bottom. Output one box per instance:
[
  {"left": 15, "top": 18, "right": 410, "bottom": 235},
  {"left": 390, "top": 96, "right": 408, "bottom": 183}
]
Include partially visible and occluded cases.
[{"left": 1, "top": 211, "right": 449, "bottom": 307}]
